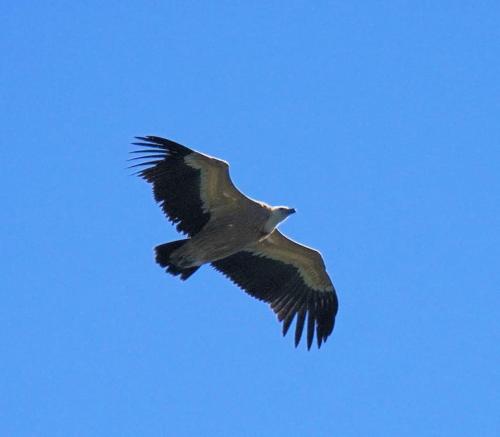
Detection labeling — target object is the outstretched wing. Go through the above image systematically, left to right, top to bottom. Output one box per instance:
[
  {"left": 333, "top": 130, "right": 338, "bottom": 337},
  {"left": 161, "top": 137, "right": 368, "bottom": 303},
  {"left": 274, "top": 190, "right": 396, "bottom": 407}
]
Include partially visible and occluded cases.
[
  {"left": 131, "top": 136, "right": 249, "bottom": 236},
  {"left": 212, "top": 230, "right": 338, "bottom": 349}
]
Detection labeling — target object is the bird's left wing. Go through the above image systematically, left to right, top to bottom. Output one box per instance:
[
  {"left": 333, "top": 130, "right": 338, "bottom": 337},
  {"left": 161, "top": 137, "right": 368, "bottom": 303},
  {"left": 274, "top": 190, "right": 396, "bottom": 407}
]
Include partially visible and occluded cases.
[
  {"left": 131, "top": 136, "right": 253, "bottom": 236},
  {"left": 212, "top": 230, "right": 338, "bottom": 349}
]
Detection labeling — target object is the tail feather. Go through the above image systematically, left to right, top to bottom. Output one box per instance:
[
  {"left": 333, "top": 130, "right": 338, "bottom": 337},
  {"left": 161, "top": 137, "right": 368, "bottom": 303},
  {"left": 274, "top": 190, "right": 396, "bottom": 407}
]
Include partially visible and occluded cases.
[{"left": 155, "top": 240, "right": 200, "bottom": 280}]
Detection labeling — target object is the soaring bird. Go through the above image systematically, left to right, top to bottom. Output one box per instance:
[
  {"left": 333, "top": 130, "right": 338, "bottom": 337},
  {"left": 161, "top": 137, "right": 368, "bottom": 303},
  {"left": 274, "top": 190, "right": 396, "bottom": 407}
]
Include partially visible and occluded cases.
[{"left": 131, "top": 136, "right": 338, "bottom": 349}]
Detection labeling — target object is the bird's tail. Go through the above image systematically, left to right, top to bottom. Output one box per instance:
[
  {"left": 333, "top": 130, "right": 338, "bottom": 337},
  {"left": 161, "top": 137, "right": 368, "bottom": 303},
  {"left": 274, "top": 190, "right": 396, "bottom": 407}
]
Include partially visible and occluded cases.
[{"left": 155, "top": 240, "right": 200, "bottom": 280}]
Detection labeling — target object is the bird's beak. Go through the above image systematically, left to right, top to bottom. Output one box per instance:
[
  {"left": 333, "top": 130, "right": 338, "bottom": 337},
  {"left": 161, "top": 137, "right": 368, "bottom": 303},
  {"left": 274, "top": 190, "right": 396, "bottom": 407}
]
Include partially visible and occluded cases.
[{"left": 288, "top": 208, "right": 296, "bottom": 215}]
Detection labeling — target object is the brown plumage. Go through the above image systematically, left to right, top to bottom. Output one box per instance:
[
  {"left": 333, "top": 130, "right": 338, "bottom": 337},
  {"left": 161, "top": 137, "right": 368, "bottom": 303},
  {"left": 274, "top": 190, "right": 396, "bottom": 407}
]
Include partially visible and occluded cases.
[{"left": 131, "top": 135, "right": 339, "bottom": 349}]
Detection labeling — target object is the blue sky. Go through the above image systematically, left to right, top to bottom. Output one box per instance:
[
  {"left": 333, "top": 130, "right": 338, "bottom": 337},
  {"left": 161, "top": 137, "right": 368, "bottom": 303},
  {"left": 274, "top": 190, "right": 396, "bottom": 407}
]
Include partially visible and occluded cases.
[{"left": 2, "top": 2, "right": 499, "bottom": 436}]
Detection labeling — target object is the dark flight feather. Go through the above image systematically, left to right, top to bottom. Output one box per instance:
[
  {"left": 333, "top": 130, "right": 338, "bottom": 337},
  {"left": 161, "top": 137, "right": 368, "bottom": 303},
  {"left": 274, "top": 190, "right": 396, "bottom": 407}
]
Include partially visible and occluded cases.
[
  {"left": 130, "top": 136, "right": 210, "bottom": 236},
  {"left": 212, "top": 251, "right": 338, "bottom": 349}
]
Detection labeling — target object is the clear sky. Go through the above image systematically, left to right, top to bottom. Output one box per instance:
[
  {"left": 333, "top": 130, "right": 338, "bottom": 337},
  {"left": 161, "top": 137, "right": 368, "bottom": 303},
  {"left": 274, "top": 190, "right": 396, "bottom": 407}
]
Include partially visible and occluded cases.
[{"left": 2, "top": 2, "right": 499, "bottom": 436}]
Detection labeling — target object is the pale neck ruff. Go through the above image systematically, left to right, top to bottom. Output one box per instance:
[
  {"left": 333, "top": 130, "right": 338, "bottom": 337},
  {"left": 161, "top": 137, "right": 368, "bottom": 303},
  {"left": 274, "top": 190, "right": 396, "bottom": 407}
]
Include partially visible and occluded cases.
[{"left": 263, "top": 211, "right": 286, "bottom": 233}]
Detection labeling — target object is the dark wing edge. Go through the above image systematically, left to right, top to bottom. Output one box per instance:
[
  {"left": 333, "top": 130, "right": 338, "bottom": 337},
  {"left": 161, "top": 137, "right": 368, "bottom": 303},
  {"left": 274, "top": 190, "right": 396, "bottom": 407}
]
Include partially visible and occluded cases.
[
  {"left": 130, "top": 136, "right": 210, "bottom": 236},
  {"left": 212, "top": 251, "right": 338, "bottom": 350}
]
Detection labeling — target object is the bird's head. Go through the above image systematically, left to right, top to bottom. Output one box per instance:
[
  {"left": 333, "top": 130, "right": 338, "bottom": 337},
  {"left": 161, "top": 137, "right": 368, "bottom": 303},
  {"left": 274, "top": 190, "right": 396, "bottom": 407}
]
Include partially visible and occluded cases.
[
  {"left": 263, "top": 206, "right": 296, "bottom": 233},
  {"left": 272, "top": 206, "right": 296, "bottom": 221},
  {"left": 273, "top": 206, "right": 296, "bottom": 217}
]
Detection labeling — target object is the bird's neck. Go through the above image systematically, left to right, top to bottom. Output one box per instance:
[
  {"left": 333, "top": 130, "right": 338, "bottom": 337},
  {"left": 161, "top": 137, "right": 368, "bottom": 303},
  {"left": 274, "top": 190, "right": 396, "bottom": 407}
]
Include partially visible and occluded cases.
[{"left": 263, "top": 211, "right": 285, "bottom": 234}]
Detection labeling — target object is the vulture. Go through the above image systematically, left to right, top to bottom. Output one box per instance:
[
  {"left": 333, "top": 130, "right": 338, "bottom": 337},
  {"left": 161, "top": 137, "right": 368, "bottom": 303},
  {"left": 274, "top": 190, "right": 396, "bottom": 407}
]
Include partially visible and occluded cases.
[{"left": 131, "top": 136, "right": 339, "bottom": 349}]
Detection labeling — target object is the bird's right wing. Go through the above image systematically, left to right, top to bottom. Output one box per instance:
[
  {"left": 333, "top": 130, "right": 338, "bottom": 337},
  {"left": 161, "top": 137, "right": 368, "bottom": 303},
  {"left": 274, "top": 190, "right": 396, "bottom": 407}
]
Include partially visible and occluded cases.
[
  {"left": 131, "top": 136, "right": 254, "bottom": 236},
  {"left": 212, "top": 230, "right": 338, "bottom": 349}
]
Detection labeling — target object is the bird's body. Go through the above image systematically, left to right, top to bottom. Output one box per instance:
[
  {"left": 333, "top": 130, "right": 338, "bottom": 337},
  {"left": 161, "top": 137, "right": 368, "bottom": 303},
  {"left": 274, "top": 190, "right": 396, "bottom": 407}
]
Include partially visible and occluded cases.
[
  {"left": 132, "top": 136, "right": 338, "bottom": 349},
  {"left": 170, "top": 211, "right": 267, "bottom": 267}
]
